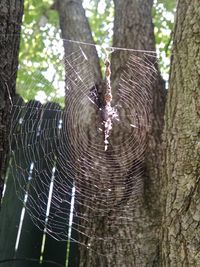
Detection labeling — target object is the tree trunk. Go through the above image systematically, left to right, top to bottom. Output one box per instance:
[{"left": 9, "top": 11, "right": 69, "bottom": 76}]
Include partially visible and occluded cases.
[
  {"left": 0, "top": 0, "right": 24, "bottom": 201},
  {"left": 57, "top": 0, "right": 166, "bottom": 266},
  {"left": 57, "top": 0, "right": 102, "bottom": 85},
  {"left": 111, "top": 0, "right": 156, "bottom": 90},
  {"left": 161, "top": 0, "right": 200, "bottom": 266},
  {"left": 110, "top": 1, "right": 166, "bottom": 266}
]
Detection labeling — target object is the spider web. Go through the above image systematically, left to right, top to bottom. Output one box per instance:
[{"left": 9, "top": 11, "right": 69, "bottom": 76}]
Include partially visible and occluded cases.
[{"left": 8, "top": 40, "right": 157, "bottom": 258}]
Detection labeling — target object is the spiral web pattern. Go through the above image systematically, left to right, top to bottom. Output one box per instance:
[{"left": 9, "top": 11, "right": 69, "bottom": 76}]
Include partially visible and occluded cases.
[{"left": 9, "top": 43, "right": 157, "bottom": 256}]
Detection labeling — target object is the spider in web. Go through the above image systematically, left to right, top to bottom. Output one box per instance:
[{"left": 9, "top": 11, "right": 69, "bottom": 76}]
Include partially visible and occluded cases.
[{"left": 90, "top": 57, "right": 119, "bottom": 151}]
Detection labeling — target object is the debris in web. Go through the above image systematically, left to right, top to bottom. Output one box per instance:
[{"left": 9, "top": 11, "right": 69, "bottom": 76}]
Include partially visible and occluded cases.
[{"left": 101, "top": 56, "right": 118, "bottom": 150}]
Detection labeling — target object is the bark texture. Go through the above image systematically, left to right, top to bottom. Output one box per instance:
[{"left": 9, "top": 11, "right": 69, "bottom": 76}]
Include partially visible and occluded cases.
[
  {"left": 0, "top": 0, "right": 24, "bottom": 201},
  {"left": 57, "top": 0, "right": 166, "bottom": 266},
  {"left": 57, "top": 0, "right": 102, "bottom": 85},
  {"left": 111, "top": 0, "right": 156, "bottom": 90},
  {"left": 112, "top": 0, "right": 166, "bottom": 208},
  {"left": 161, "top": 0, "right": 200, "bottom": 266},
  {"left": 110, "top": 1, "right": 166, "bottom": 266}
]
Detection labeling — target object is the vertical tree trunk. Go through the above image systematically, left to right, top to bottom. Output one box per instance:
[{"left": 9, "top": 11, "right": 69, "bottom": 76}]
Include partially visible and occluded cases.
[
  {"left": 0, "top": 0, "right": 24, "bottom": 201},
  {"left": 57, "top": 0, "right": 166, "bottom": 266},
  {"left": 57, "top": 0, "right": 102, "bottom": 85},
  {"left": 111, "top": 0, "right": 156, "bottom": 88},
  {"left": 112, "top": 0, "right": 166, "bottom": 210},
  {"left": 161, "top": 0, "right": 200, "bottom": 266},
  {"left": 110, "top": 1, "right": 166, "bottom": 266}
]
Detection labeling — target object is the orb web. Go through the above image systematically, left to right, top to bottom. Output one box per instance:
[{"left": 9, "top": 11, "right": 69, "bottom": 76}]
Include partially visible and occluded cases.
[{"left": 9, "top": 41, "right": 157, "bottom": 257}]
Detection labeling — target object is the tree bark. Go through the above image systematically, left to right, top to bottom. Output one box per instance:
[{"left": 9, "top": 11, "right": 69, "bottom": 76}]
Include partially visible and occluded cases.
[
  {"left": 0, "top": 0, "right": 24, "bottom": 201},
  {"left": 57, "top": 0, "right": 166, "bottom": 266},
  {"left": 57, "top": 0, "right": 102, "bottom": 85},
  {"left": 111, "top": 0, "right": 156, "bottom": 90},
  {"left": 161, "top": 0, "right": 200, "bottom": 266},
  {"left": 109, "top": 1, "right": 166, "bottom": 266}
]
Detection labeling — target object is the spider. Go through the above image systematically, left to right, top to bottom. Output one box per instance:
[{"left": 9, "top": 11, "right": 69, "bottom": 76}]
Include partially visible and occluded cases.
[
  {"left": 89, "top": 57, "right": 118, "bottom": 150},
  {"left": 101, "top": 58, "right": 118, "bottom": 150}
]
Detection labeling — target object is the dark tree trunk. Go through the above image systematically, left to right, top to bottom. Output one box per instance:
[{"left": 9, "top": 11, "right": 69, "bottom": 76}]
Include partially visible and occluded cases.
[
  {"left": 0, "top": 0, "right": 24, "bottom": 201},
  {"left": 57, "top": 0, "right": 166, "bottom": 266},
  {"left": 161, "top": 0, "right": 200, "bottom": 266}
]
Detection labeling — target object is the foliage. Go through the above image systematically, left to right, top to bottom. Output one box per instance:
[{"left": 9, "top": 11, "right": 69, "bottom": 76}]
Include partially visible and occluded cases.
[
  {"left": 17, "top": 0, "right": 64, "bottom": 104},
  {"left": 83, "top": 0, "right": 114, "bottom": 46}
]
